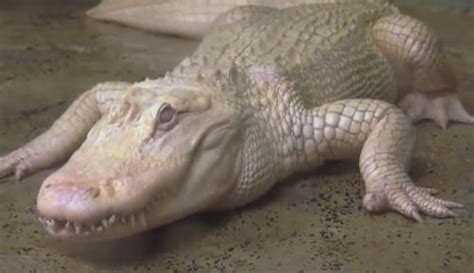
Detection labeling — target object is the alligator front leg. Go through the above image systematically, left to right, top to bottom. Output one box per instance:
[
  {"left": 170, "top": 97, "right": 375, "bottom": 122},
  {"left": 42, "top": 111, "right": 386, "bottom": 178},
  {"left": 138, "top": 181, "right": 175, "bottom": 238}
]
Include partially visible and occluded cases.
[
  {"left": 0, "top": 82, "right": 130, "bottom": 181},
  {"left": 304, "top": 99, "right": 462, "bottom": 221},
  {"left": 356, "top": 102, "right": 463, "bottom": 220}
]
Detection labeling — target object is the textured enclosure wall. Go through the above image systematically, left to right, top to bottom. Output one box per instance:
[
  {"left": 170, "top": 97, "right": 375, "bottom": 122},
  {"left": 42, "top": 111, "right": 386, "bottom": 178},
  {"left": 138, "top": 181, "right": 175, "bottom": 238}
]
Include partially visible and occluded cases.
[{"left": 391, "top": 0, "right": 474, "bottom": 11}]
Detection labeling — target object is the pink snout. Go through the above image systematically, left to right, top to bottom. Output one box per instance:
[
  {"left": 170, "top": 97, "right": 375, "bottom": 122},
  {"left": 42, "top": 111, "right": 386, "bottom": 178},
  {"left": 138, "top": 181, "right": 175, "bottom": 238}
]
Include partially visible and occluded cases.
[{"left": 37, "top": 179, "right": 102, "bottom": 222}]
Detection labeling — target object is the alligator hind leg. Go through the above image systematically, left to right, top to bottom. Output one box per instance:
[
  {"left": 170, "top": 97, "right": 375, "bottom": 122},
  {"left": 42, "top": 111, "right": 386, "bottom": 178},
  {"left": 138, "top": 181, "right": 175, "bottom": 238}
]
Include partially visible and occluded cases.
[
  {"left": 371, "top": 14, "right": 474, "bottom": 129},
  {"left": 0, "top": 82, "right": 130, "bottom": 181}
]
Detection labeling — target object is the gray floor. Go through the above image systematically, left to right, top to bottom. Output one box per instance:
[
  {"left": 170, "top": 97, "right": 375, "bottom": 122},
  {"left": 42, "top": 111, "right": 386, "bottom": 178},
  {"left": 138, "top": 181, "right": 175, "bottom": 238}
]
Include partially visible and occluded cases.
[{"left": 0, "top": 1, "right": 473, "bottom": 272}]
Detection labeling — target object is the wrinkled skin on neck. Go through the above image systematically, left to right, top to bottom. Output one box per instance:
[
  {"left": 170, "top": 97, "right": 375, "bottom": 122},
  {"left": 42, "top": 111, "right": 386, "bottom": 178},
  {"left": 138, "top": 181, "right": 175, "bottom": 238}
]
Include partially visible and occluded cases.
[{"left": 37, "top": 79, "right": 243, "bottom": 240}]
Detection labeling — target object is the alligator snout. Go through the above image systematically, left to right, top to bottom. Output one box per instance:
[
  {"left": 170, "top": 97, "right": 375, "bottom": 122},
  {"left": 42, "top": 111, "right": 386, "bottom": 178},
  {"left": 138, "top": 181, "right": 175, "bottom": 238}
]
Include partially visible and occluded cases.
[{"left": 37, "top": 179, "right": 102, "bottom": 222}]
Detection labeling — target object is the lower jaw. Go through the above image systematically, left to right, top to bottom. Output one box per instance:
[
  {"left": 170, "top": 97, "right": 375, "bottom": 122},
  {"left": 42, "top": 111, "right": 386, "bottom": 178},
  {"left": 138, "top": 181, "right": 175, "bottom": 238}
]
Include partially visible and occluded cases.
[
  {"left": 39, "top": 215, "right": 151, "bottom": 241},
  {"left": 44, "top": 224, "right": 146, "bottom": 241},
  {"left": 45, "top": 228, "right": 85, "bottom": 240}
]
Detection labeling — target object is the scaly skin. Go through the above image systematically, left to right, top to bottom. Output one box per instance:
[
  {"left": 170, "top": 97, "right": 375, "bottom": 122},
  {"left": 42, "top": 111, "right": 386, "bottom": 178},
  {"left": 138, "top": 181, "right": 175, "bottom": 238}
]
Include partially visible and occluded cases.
[{"left": 0, "top": 2, "right": 471, "bottom": 240}]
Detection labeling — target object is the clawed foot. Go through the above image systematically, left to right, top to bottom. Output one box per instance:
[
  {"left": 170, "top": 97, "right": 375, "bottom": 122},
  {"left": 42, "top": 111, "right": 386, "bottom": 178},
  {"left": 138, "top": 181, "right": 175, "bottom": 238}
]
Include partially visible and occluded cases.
[
  {"left": 398, "top": 92, "right": 474, "bottom": 129},
  {"left": 0, "top": 153, "right": 29, "bottom": 182},
  {"left": 0, "top": 156, "right": 15, "bottom": 181},
  {"left": 363, "top": 181, "right": 463, "bottom": 222}
]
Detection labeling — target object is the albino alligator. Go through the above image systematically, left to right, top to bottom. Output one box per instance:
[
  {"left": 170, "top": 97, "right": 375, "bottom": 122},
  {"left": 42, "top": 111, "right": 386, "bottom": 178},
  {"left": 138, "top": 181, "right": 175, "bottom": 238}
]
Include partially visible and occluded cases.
[{"left": 0, "top": 0, "right": 473, "bottom": 240}]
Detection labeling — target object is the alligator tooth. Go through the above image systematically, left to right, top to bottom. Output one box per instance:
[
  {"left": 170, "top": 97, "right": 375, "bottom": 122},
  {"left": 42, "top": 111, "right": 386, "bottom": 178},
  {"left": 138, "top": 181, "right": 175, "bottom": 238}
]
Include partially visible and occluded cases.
[
  {"left": 138, "top": 212, "right": 147, "bottom": 228},
  {"left": 130, "top": 214, "right": 136, "bottom": 228},
  {"left": 108, "top": 215, "right": 117, "bottom": 226},
  {"left": 120, "top": 216, "right": 127, "bottom": 224},
  {"left": 38, "top": 217, "right": 45, "bottom": 225},
  {"left": 39, "top": 218, "right": 48, "bottom": 228},
  {"left": 46, "top": 219, "right": 54, "bottom": 228},
  {"left": 102, "top": 219, "right": 109, "bottom": 229},
  {"left": 65, "top": 221, "right": 72, "bottom": 230},
  {"left": 75, "top": 224, "right": 82, "bottom": 234},
  {"left": 89, "top": 224, "right": 96, "bottom": 231},
  {"left": 97, "top": 226, "right": 104, "bottom": 232}
]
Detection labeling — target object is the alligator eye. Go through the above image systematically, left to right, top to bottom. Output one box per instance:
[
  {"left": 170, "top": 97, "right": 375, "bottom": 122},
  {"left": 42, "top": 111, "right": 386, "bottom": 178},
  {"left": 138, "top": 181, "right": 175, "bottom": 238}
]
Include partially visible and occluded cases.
[{"left": 156, "top": 103, "right": 178, "bottom": 130}]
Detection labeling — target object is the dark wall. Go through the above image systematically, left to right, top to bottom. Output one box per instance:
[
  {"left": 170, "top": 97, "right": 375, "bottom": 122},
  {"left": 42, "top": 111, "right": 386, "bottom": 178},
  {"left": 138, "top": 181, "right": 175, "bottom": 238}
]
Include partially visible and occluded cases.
[{"left": 390, "top": 0, "right": 474, "bottom": 11}]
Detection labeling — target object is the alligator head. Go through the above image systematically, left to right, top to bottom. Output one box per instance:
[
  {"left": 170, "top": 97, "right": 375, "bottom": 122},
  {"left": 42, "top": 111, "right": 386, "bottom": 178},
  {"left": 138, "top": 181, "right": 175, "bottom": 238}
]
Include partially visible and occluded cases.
[{"left": 36, "top": 74, "right": 244, "bottom": 240}]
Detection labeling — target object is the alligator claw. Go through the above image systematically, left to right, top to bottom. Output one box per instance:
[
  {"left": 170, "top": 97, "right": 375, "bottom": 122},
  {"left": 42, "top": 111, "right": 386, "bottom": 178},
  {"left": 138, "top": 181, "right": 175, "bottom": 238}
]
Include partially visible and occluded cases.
[
  {"left": 399, "top": 92, "right": 474, "bottom": 129},
  {"left": 0, "top": 151, "right": 30, "bottom": 182},
  {"left": 0, "top": 157, "right": 15, "bottom": 181},
  {"left": 363, "top": 179, "right": 463, "bottom": 222},
  {"left": 390, "top": 184, "right": 461, "bottom": 221}
]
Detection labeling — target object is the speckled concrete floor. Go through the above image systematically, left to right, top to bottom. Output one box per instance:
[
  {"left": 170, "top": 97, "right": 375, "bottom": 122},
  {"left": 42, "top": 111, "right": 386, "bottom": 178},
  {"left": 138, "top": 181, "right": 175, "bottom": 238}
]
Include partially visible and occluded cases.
[{"left": 0, "top": 1, "right": 473, "bottom": 273}]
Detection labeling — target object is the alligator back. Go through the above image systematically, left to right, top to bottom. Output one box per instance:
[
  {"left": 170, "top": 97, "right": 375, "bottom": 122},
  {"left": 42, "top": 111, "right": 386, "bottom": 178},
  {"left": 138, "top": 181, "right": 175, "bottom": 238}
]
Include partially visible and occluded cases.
[{"left": 191, "top": 3, "right": 399, "bottom": 107}]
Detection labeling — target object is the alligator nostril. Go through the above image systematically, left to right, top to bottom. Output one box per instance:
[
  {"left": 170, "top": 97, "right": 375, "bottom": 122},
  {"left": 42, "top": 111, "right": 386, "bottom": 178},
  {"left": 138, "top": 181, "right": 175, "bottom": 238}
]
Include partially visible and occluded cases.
[
  {"left": 100, "top": 179, "right": 116, "bottom": 197},
  {"left": 45, "top": 184, "right": 52, "bottom": 188},
  {"left": 87, "top": 187, "right": 101, "bottom": 198}
]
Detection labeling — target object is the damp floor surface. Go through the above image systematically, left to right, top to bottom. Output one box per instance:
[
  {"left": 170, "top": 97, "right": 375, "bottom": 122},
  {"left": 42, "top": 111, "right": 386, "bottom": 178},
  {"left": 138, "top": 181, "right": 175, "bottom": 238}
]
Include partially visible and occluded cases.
[{"left": 0, "top": 1, "right": 473, "bottom": 272}]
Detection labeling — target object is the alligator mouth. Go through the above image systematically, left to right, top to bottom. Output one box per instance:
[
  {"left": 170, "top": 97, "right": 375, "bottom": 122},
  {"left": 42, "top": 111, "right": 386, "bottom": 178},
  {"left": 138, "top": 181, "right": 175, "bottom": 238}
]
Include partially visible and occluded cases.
[
  {"left": 38, "top": 156, "right": 193, "bottom": 239},
  {"left": 37, "top": 193, "right": 164, "bottom": 239},
  {"left": 38, "top": 212, "right": 147, "bottom": 238}
]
